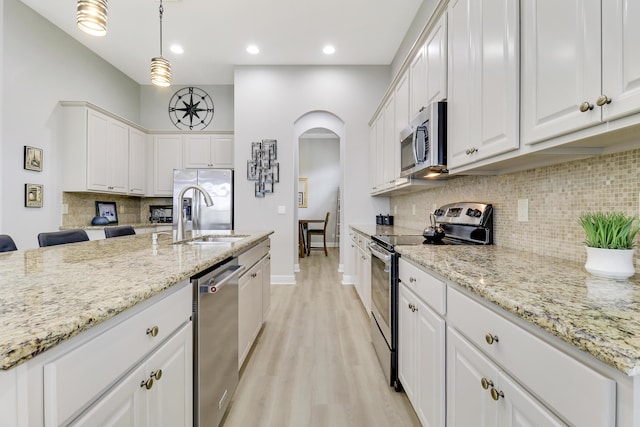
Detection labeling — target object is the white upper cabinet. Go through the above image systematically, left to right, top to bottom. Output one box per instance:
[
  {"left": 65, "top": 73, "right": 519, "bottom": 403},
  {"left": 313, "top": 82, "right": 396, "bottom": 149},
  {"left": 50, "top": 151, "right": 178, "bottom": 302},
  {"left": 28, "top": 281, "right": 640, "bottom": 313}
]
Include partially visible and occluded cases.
[
  {"left": 447, "top": 0, "right": 519, "bottom": 169},
  {"left": 521, "top": 0, "right": 602, "bottom": 145},
  {"left": 601, "top": 0, "right": 640, "bottom": 122},
  {"left": 409, "top": 11, "right": 447, "bottom": 121},
  {"left": 425, "top": 12, "right": 448, "bottom": 106},
  {"left": 410, "top": 44, "right": 428, "bottom": 120},
  {"left": 395, "top": 72, "right": 410, "bottom": 183},
  {"left": 382, "top": 95, "right": 396, "bottom": 188},
  {"left": 61, "top": 103, "right": 144, "bottom": 196},
  {"left": 87, "top": 110, "right": 128, "bottom": 194},
  {"left": 128, "top": 128, "right": 146, "bottom": 195},
  {"left": 183, "top": 134, "right": 234, "bottom": 169},
  {"left": 150, "top": 135, "right": 183, "bottom": 196}
]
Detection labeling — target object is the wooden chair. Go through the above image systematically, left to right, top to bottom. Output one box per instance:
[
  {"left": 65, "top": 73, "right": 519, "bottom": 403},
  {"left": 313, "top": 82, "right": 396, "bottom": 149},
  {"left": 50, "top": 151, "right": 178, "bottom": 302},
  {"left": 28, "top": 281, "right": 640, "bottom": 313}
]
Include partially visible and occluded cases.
[
  {"left": 307, "top": 212, "right": 330, "bottom": 256},
  {"left": 104, "top": 226, "right": 136, "bottom": 238},
  {"left": 38, "top": 230, "right": 89, "bottom": 247},
  {"left": 0, "top": 234, "right": 17, "bottom": 252}
]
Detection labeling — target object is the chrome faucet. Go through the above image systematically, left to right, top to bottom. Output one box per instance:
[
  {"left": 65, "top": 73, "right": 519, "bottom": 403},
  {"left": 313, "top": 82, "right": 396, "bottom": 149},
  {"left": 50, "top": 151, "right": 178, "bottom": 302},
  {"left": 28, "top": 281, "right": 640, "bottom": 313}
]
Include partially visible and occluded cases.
[{"left": 176, "top": 185, "right": 214, "bottom": 241}]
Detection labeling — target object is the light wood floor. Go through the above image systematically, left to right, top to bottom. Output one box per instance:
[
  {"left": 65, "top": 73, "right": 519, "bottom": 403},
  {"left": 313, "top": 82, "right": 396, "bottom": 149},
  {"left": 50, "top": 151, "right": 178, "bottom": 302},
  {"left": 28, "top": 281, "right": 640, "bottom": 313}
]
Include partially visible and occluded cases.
[{"left": 222, "top": 248, "right": 421, "bottom": 427}]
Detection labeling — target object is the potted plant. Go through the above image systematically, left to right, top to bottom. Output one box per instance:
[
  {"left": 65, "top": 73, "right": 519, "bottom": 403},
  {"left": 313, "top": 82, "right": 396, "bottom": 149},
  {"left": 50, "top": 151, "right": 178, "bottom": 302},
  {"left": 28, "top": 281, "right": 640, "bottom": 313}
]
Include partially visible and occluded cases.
[{"left": 579, "top": 212, "right": 640, "bottom": 279}]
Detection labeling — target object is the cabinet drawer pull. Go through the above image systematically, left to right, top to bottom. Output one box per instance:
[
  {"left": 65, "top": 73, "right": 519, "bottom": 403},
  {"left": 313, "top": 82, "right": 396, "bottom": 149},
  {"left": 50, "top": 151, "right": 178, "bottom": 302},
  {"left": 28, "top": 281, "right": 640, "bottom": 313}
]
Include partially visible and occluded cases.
[
  {"left": 596, "top": 95, "right": 612, "bottom": 107},
  {"left": 579, "top": 101, "right": 594, "bottom": 112},
  {"left": 465, "top": 147, "right": 478, "bottom": 155},
  {"left": 146, "top": 326, "right": 159, "bottom": 337},
  {"left": 485, "top": 333, "right": 499, "bottom": 345},
  {"left": 150, "top": 369, "right": 163, "bottom": 381},
  {"left": 141, "top": 377, "right": 153, "bottom": 390},
  {"left": 481, "top": 377, "right": 494, "bottom": 390},
  {"left": 490, "top": 388, "right": 504, "bottom": 401}
]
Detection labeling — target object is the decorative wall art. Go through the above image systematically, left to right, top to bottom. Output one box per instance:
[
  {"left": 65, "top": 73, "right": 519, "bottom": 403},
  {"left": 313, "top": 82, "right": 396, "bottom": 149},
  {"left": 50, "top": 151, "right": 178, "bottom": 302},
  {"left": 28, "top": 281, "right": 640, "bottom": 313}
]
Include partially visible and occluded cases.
[
  {"left": 247, "top": 139, "right": 279, "bottom": 198},
  {"left": 24, "top": 146, "right": 43, "bottom": 172},
  {"left": 298, "top": 178, "right": 308, "bottom": 208},
  {"left": 25, "top": 184, "right": 43, "bottom": 208},
  {"left": 95, "top": 201, "right": 118, "bottom": 224}
]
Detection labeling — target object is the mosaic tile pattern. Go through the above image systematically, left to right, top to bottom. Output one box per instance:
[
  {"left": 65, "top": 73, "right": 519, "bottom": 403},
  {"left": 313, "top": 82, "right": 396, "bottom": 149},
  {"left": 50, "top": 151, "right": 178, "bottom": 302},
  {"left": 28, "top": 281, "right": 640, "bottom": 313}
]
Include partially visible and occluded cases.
[
  {"left": 391, "top": 148, "right": 640, "bottom": 266},
  {"left": 62, "top": 192, "right": 172, "bottom": 227},
  {"left": 0, "top": 231, "right": 271, "bottom": 370}
]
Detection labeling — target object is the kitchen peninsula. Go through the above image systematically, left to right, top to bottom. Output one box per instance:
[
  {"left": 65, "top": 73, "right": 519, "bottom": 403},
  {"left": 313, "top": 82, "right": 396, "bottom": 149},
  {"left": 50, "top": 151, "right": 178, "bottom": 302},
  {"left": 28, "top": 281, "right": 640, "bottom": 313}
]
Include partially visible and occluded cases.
[{"left": 0, "top": 231, "right": 272, "bottom": 426}]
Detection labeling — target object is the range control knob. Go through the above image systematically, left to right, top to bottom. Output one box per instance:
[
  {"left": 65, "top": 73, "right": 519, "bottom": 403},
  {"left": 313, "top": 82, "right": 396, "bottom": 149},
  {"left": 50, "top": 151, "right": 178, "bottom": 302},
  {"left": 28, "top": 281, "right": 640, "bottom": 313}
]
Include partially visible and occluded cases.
[
  {"left": 466, "top": 208, "right": 482, "bottom": 218},
  {"left": 434, "top": 209, "right": 444, "bottom": 216}
]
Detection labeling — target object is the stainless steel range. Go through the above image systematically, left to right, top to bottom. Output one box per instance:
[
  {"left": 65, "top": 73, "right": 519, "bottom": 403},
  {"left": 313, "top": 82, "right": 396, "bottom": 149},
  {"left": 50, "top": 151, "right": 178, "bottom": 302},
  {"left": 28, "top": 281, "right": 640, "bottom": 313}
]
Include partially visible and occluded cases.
[{"left": 369, "top": 202, "right": 493, "bottom": 390}]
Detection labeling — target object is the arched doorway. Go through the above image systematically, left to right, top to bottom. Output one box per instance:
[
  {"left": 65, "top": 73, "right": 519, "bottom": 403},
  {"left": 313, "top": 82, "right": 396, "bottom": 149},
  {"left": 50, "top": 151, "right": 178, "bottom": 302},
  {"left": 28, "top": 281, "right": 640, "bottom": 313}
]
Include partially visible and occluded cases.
[{"left": 293, "top": 111, "right": 345, "bottom": 272}]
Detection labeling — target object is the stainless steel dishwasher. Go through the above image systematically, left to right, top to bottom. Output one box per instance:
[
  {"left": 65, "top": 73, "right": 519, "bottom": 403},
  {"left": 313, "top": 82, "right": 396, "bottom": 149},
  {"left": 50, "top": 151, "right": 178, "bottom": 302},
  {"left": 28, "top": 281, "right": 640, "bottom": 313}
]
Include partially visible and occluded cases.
[{"left": 192, "top": 257, "right": 244, "bottom": 427}]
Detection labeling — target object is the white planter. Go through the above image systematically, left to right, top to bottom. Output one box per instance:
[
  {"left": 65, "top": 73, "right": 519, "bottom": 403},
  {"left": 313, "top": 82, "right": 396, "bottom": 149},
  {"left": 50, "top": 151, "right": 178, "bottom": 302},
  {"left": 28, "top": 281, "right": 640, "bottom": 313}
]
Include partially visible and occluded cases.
[{"left": 584, "top": 247, "right": 635, "bottom": 280}]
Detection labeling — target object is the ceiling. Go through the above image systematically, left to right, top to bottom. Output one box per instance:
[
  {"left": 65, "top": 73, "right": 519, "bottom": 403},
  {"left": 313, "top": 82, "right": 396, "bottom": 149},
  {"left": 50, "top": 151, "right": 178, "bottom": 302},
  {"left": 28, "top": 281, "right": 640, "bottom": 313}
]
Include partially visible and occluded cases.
[{"left": 19, "top": 0, "right": 425, "bottom": 86}]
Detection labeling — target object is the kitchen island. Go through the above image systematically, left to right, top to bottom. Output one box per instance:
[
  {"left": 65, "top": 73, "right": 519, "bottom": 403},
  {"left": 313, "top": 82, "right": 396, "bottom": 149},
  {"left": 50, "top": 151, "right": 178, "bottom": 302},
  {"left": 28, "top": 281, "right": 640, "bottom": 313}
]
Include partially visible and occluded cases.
[{"left": 0, "top": 230, "right": 272, "bottom": 426}]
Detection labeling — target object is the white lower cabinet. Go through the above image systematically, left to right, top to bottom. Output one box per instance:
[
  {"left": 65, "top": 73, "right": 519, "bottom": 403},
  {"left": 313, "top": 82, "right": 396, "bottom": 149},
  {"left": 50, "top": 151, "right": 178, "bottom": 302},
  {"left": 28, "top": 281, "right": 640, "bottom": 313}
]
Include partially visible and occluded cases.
[
  {"left": 355, "top": 235, "right": 371, "bottom": 315},
  {"left": 238, "top": 240, "right": 271, "bottom": 368},
  {"left": 398, "top": 282, "right": 445, "bottom": 427},
  {"left": 41, "top": 283, "right": 192, "bottom": 426},
  {"left": 72, "top": 323, "right": 192, "bottom": 427},
  {"left": 447, "top": 326, "right": 564, "bottom": 427}
]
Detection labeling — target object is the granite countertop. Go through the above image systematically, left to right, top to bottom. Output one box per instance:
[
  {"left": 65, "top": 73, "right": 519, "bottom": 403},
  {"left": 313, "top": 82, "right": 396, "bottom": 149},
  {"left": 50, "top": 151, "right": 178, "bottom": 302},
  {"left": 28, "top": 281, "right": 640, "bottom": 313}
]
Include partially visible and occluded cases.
[
  {"left": 59, "top": 222, "right": 172, "bottom": 231},
  {"left": 0, "top": 230, "right": 272, "bottom": 371},
  {"left": 396, "top": 244, "right": 640, "bottom": 376}
]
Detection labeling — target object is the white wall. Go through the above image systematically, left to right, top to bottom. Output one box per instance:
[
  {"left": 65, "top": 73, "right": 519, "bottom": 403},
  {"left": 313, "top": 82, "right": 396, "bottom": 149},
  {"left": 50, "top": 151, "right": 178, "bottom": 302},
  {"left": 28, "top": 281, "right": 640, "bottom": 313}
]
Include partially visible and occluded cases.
[
  {"left": 1, "top": 0, "right": 140, "bottom": 249},
  {"left": 234, "top": 66, "right": 390, "bottom": 284},
  {"left": 139, "top": 84, "right": 234, "bottom": 131},
  {"left": 299, "top": 135, "right": 340, "bottom": 247}
]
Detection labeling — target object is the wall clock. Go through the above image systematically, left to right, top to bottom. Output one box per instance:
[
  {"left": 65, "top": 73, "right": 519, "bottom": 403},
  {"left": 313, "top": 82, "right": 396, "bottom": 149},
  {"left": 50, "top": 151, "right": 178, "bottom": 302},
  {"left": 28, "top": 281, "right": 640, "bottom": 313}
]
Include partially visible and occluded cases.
[{"left": 168, "top": 86, "right": 214, "bottom": 130}]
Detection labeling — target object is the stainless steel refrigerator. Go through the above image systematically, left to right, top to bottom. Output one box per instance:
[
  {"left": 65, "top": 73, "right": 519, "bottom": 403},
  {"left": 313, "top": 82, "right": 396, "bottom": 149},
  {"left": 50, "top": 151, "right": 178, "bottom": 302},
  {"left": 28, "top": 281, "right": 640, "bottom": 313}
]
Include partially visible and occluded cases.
[{"left": 173, "top": 169, "right": 234, "bottom": 233}]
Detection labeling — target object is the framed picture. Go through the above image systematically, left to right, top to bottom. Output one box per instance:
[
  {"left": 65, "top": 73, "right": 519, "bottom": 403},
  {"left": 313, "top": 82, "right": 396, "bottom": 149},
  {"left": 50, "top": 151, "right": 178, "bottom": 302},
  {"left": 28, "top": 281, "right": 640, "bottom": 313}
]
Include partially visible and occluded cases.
[
  {"left": 24, "top": 146, "right": 43, "bottom": 172},
  {"left": 298, "top": 178, "right": 308, "bottom": 208},
  {"left": 254, "top": 182, "right": 265, "bottom": 198},
  {"left": 25, "top": 184, "right": 43, "bottom": 208},
  {"left": 95, "top": 201, "right": 118, "bottom": 224}
]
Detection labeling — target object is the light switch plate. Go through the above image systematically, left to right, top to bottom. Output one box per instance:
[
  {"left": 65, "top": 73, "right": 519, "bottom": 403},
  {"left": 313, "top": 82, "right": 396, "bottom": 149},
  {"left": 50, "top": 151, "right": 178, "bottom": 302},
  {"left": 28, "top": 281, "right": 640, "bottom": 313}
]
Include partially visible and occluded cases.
[{"left": 518, "top": 199, "right": 529, "bottom": 222}]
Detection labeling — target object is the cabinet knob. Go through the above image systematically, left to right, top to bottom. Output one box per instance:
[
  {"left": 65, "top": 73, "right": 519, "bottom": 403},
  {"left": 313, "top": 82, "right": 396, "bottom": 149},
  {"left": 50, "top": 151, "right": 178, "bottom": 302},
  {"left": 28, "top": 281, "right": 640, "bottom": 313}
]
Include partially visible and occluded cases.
[
  {"left": 596, "top": 95, "right": 612, "bottom": 107},
  {"left": 579, "top": 101, "right": 594, "bottom": 112},
  {"left": 465, "top": 147, "right": 478, "bottom": 155},
  {"left": 409, "top": 277, "right": 416, "bottom": 283},
  {"left": 407, "top": 303, "right": 417, "bottom": 312},
  {"left": 146, "top": 326, "right": 159, "bottom": 337},
  {"left": 485, "top": 333, "right": 499, "bottom": 345},
  {"left": 150, "top": 369, "right": 163, "bottom": 381},
  {"left": 140, "top": 377, "right": 154, "bottom": 390},
  {"left": 480, "top": 377, "right": 494, "bottom": 390},
  {"left": 490, "top": 388, "right": 505, "bottom": 401}
]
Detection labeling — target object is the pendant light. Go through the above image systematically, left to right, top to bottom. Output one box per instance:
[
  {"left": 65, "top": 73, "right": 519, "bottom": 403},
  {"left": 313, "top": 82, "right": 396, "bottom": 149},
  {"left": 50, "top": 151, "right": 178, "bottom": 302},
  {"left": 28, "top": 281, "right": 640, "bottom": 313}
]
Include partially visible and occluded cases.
[
  {"left": 77, "top": 0, "right": 108, "bottom": 36},
  {"left": 150, "top": 0, "right": 171, "bottom": 86}
]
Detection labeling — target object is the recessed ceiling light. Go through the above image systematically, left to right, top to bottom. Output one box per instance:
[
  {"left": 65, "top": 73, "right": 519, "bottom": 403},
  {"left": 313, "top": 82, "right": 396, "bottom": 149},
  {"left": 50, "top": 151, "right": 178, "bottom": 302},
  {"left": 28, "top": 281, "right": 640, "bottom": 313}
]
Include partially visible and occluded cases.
[
  {"left": 170, "top": 45, "right": 184, "bottom": 54},
  {"left": 247, "top": 45, "right": 260, "bottom": 55},
  {"left": 323, "top": 45, "right": 336, "bottom": 55}
]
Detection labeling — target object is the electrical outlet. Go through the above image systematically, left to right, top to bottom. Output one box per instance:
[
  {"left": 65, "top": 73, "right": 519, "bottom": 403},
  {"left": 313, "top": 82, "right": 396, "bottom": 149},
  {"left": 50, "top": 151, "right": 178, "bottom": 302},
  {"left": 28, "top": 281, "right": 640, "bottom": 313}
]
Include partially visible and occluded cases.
[{"left": 518, "top": 199, "right": 529, "bottom": 222}]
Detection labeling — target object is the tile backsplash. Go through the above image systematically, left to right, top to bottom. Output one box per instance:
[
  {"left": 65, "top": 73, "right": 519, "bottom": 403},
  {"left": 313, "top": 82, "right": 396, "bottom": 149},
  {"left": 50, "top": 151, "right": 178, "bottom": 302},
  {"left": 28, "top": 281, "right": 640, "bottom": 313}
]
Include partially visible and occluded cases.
[
  {"left": 391, "top": 148, "right": 640, "bottom": 265},
  {"left": 63, "top": 192, "right": 172, "bottom": 227}
]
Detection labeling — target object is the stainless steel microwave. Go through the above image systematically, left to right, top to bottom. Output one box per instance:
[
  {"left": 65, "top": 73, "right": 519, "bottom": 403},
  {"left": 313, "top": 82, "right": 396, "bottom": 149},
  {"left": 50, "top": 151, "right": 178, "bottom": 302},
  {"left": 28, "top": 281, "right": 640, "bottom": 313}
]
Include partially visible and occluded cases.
[{"left": 399, "top": 101, "right": 447, "bottom": 178}]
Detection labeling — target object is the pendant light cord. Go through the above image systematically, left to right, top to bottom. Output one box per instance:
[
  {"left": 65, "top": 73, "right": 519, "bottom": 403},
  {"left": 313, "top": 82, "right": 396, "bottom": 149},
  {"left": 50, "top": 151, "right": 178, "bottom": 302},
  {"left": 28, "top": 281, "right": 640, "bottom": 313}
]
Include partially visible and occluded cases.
[{"left": 159, "top": 0, "right": 164, "bottom": 57}]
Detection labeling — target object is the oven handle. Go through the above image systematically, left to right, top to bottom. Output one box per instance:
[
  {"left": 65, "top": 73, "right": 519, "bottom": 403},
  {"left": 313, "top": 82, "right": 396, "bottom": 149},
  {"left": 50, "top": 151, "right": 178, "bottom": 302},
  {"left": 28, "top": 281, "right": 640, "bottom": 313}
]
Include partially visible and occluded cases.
[{"left": 369, "top": 243, "right": 391, "bottom": 264}]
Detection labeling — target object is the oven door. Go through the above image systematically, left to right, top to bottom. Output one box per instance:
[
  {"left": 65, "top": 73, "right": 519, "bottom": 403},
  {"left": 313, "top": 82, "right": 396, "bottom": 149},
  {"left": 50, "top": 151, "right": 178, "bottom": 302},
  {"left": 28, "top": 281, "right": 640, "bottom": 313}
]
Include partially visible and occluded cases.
[{"left": 369, "top": 243, "right": 393, "bottom": 347}]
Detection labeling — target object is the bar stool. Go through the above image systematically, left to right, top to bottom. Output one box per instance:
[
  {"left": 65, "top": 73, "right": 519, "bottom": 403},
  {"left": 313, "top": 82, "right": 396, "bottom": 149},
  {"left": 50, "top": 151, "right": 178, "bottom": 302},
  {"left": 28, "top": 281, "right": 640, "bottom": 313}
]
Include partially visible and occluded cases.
[
  {"left": 307, "top": 212, "right": 330, "bottom": 256},
  {"left": 104, "top": 226, "right": 136, "bottom": 238},
  {"left": 38, "top": 230, "right": 89, "bottom": 247},
  {"left": 0, "top": 234, "right": 17, "bottom": 252}
]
